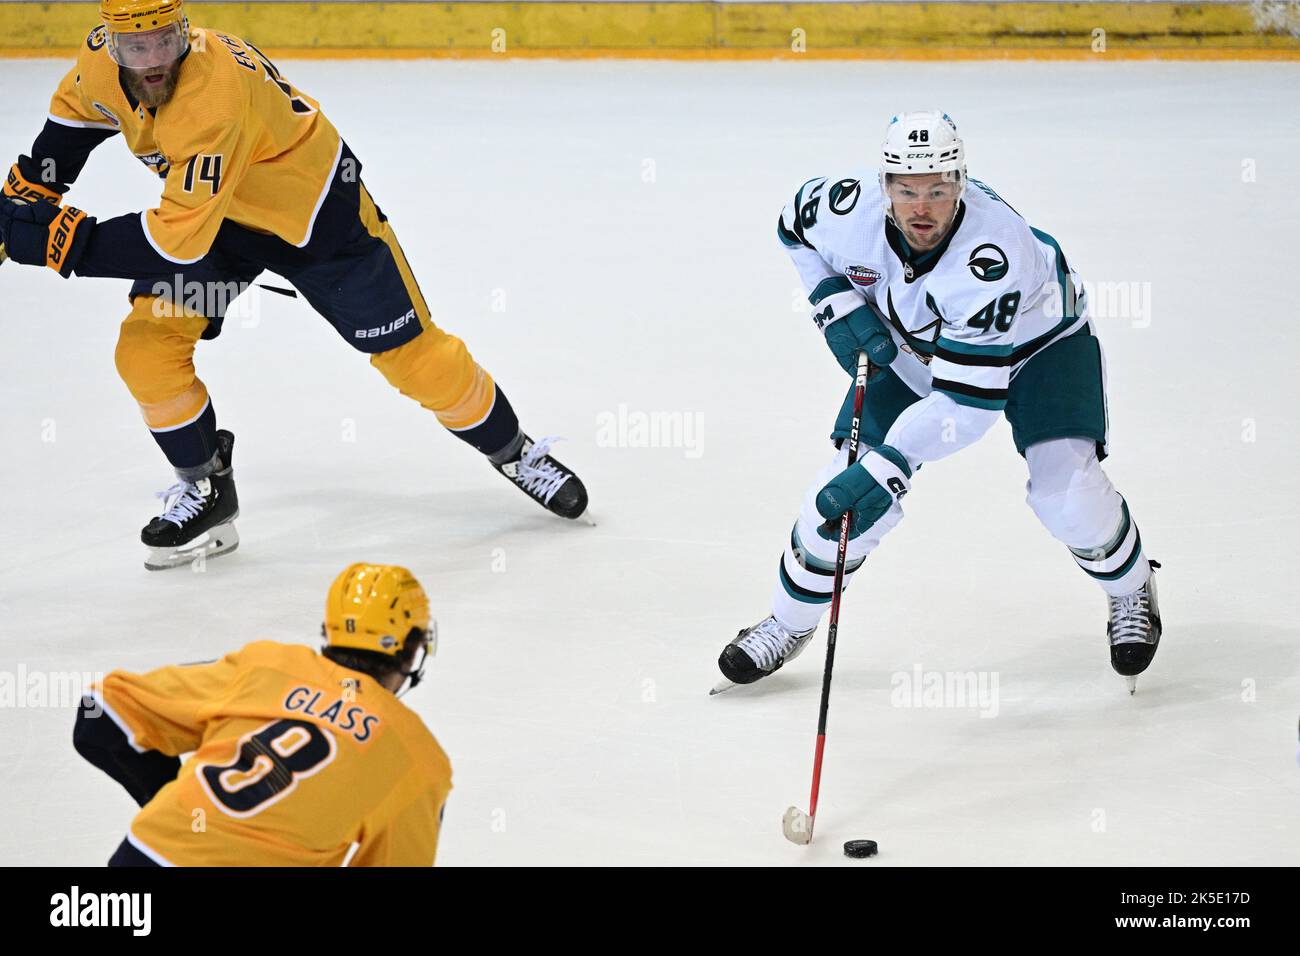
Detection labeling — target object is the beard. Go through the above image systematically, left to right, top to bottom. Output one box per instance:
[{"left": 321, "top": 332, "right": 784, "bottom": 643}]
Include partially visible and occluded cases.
[
  {"left": 123, "top": 61, "right": 181, "bottom": 108},
  {"left": 903, "top": 208, "right": 956, "bottom": 250},
  {"left": 905, "top": 221, "right": 941, "bottom": 250}
]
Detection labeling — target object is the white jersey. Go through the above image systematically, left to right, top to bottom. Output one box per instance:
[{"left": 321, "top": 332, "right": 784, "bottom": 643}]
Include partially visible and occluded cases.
[{"left": 778, "top": 172, "right": 1090, "bottom": 465}]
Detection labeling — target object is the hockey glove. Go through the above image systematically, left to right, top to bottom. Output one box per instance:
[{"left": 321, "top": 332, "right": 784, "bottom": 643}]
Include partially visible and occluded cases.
[
  {"left": 4, "top": 162, "right": 63, "bottom": 205},
  {"left": 0, "top": 197, "right": 93, "bottom": 277},
  {"left": 822, "top": 303, "right": 897, "bottom": 375},
  {"left": 815, "top": 444, "right": 911, "bottom": 540}
]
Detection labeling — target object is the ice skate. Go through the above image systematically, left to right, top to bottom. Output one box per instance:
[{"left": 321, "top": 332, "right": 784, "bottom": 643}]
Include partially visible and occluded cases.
[
  {"left": 142, "top": 430, "right": 240, "bottom": 571},
  {"left": 492, "top": 434, "right": 590, "bottom": 522},
  {"left": 1109, "top": 562, "right": 1162, "bottom": 694},
  {"left": 711, "top": 615, "right": 817, "bottom": 694}
]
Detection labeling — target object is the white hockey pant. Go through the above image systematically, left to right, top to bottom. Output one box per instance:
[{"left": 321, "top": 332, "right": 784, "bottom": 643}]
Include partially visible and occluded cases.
[{"left": 771, "top": 436, "right": 1151, "bottom": 633}]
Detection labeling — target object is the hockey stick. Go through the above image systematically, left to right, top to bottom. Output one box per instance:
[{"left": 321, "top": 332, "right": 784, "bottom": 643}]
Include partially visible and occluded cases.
[
  {"left": 0, "top": 225, "right": 291, "bottom": 290},
  {"left": 0, "top": 235, "right": 296, "bottom": 289},
  {"left": 0, "top": 245, "right": 297, "bottom": 293},
  {"left": 257, "top": 282, "right": 297, "bottom": 298},
  {"left": 782, "top": 349, "right": 870, "bottom": 846}
]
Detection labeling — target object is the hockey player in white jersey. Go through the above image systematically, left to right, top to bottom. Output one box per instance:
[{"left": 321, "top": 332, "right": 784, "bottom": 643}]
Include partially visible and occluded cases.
[{"left": 716, "top": 111, "right": 1160, "bottom": 694}]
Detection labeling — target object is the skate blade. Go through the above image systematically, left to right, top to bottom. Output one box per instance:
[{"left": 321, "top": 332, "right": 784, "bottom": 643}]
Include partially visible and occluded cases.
[
  {"left": 576, "top": 507, "right": 597, "bottom": 528},
  {"left": 144, "top": 523, "right": 240, "bottom": 571},
  {"left": 1125, "top": 675, "right": 1137, "bottom": 695},
  {"left": 709, "top": 679, "right": 737, "bottom": 696},
  {"left": 782, "top": 805, "right": 813, "bottom": 845}
]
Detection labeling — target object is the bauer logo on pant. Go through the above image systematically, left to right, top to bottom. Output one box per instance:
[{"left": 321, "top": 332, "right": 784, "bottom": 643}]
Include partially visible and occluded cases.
[{"left": 355, "top": 307, "right": 416, "bottom": 339}]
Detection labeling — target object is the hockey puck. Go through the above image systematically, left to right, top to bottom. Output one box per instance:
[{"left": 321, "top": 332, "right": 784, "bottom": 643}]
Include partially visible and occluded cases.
[{"left": 843, "top": 839, "right": 878, "bottom": 859}]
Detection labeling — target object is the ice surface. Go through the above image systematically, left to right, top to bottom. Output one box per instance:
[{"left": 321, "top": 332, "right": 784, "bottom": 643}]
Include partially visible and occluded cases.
[{"left": 2, "top": 59, "right": 1298, "bottom": 865}]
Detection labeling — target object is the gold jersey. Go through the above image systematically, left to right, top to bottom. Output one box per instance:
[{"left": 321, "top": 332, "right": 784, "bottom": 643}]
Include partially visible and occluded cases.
[
  {"left": 51, "top": 25, "right": 342, "bottom": 263},
  {"left": 92, "top": 641, "right": 451, "bottom": 866}
]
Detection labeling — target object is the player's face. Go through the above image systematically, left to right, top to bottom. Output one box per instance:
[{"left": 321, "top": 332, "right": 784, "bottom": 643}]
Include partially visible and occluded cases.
[
  {"left": 112, "top": 24, "right": 188, "bottom": 107},
  {"left": 887, "top": 173, "right": 962, "bottom": 251}
]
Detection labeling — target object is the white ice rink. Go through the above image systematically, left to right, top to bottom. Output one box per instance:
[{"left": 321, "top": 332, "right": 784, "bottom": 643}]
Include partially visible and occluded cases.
[{"left": 2, "top": 58, "right": 1298, "bottom": 866}]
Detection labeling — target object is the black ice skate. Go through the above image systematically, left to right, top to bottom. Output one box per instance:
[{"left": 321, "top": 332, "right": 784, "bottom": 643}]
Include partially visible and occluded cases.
[
  {"left": 141, "top": 430, "right": 240, "bottom": 571},
  {"left": 491, "top": 434, "right": 589, "bottom": 522},
  {"left": 1109, "top": 562, "right": 1161, "bottom": 694},
  {"left": 711, "top": 615, "right": 817, "bottom": 695}
]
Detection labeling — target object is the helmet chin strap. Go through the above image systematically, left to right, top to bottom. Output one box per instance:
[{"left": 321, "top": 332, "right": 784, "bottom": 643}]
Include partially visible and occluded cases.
[
  {"left": 394, "top": 627, "right": 435, "bottom": 698},
  {"left": 396, "top": 661, "right": 426, "bottom": 698}
]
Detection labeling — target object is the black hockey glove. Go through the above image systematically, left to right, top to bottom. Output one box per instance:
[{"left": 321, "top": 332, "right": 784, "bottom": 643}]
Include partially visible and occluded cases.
[{"left": 0, "top": 196, "right": 94, "bottom": 277}]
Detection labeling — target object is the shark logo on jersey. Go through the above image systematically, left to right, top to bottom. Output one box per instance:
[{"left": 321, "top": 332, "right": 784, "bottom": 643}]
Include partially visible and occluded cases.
[
  {"left": 829, "top": 179, "right": 861, "bottom": 215},
  {"left": 968, "top": 243, "right": 1008, "bottom": 282},
  {"left": 846, "top": 265, "right": 881, "bottom": 287},
  {"left": 885, "top": 287, "right": 941, "bottom": 361}
]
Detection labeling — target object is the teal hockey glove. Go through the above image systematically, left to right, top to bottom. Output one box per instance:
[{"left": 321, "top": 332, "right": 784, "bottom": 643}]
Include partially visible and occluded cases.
[{"left": 815, "top": 444, "right": 911, "bottom": 539}]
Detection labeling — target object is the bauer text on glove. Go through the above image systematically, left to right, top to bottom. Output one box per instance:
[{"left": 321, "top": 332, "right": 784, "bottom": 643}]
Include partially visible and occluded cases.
[{"left": 0, "top": 197, "right": 93, "bottom": 277}]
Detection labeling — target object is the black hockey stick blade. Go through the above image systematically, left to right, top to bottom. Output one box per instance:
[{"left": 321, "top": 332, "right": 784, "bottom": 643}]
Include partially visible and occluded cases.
[{"left": 257, "top": 282, "right": 298, "bottom": 298}]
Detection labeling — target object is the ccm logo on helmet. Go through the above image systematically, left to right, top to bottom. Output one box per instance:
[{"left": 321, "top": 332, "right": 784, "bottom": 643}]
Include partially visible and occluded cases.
[{"left": 355, "top": 307, "right": 416, "bottom": 339}]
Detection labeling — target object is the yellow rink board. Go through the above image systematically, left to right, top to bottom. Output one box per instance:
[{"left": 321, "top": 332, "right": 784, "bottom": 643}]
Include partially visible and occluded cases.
[{"left": 2, "top": 2, "right": 1298, "bottom": 59}]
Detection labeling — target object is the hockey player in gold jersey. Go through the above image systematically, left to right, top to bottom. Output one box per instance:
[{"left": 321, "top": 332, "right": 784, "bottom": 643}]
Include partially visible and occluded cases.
[
  {"left": 0, "top": 0, "right": 588, "bottom": 570},
  {"left": 73, "top": 564, "right": 452, "bottom": 866}
]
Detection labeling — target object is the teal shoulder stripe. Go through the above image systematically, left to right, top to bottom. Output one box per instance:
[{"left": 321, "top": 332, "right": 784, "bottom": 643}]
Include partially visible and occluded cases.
[
  {"left": 795, "top": 176, "right": 824, "bottom": 210},
  {"left": 777, "top": 217, "right": 802, "bottom": 248},
  {"left": 1016, "top": 225, "right": 1083, "bottom": 357},
  {"left": 1031, "top": 225, "right": 1076, "bottom": 317},
  {"left": 1030, "top": 226, "right": 1064, "bottom": 266},
  {"left": 809, "top": 276, "right": 852, "bottom": 305},
  {"left": 936, "top": 336, "right": 1014, "bottom": 357},
  {"left": 935, "top": 386, "right": 1006, "bottom": 411}
]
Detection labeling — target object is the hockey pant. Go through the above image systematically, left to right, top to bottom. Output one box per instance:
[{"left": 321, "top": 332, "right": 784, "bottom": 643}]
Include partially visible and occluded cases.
[{"left": 113, "top": 148, "right": 516, "bottom": 477}]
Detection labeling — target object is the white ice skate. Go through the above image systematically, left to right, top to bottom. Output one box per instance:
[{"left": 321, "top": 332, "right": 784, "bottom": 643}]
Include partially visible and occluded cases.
[
  {"left": 141, "top": 430, "right": 240, "bottom": 571},
  {"left": 1108, "top": 563, "right": 1162, "bottom": 694},
  {"left": 710, "top": 615, "right": 817, "bottom": 695}
]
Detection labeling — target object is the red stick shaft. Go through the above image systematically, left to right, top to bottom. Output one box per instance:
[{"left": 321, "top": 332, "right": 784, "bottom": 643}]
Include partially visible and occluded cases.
[
  {"left": 804, "top": 351, "right": 870, "bottom": 839},
  {"left": 809, "top": 733, "right": 827, "bottom": 820}
]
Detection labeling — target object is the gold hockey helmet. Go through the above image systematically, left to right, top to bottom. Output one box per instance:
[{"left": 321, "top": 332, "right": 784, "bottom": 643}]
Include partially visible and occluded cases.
[
  {"left": 99, "top": 0, "right": 189, "bottom": 69},
  {"left": 323, "top": 563, "right": 432, "bottom": 657}
]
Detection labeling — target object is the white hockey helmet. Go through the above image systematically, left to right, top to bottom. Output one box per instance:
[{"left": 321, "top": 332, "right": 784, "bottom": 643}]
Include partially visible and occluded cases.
[{"left": 879, "top": 111, "right": 966, "bottom": 217}]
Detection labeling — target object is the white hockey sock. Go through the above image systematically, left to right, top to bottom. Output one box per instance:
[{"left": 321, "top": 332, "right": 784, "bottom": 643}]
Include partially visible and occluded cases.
[
  {"left": 771, "top": 443, "right": 905, "bottom": 632},
  {"left": 1069, "top": 498, "right": 1150, "bottom": 597},
  {"left": 771, "top": 523, "right": 866, "bottom": 633}
]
